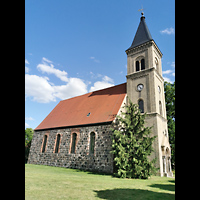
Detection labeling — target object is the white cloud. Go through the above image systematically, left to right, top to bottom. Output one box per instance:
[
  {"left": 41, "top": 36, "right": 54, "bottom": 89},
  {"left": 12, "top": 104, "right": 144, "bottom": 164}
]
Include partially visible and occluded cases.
[
  {"left": 160, "top": 27, "right": 175, "bottom": 35},
  {"left": 90, "top": 56, "right": 100, "bottom": 63},
  {"left": 25, "top": 57, "right": 116, "bottom": 103},
  {"left": 25, "top": 57, "right": 89, "bottom": 103},
  {"left": 42, "top": 57, "right": 53, "bottom": 63},
  {"left": 25, "top": 59, "right": 29, "bottom": 64},
  {"left": 25, "top": 59, "right": 30, "bottom": 73},
  {"left": 37, "top": 59, "right": 68, "bottom": 82},
  {"left": 162, "top": 60, "right": 175, "bottom": 79},
  {"left": 162, "top": 62, "right": 175, "bottom": 83},
  {"left": 171, "top": 62, "right": 175, "bottom": 68},
  {"left": 25, "top": 66, "right": 30, "bottom": 73},
  {"left": 163, "top": 70, "right": 173, "bottom": 75},
  {"left": 90, "top": 72, "right": 102, "bottom": 79},
  {"left": 25, "top": 74, "right": 56, "bottom": 103},
  {"left": 25, "top": 74, "right": 88, "bottom": 103},
  {"left": 89, "top": 75, "right": 114, "bottom": 92},
  {"left": 102, "top": 75, "right": 114, "bottom": 83},
  {"left": 163, "top": 76, "right": 173, "bottom": 83},
  {"left": 53, "top": 78, "right": 88, "bottom": 100},
  {"left": 25, "top": 117, "right": 34, "bottom": 121},
  {"left": 25, "top": 123, "right": 29, "bottom": 127}
]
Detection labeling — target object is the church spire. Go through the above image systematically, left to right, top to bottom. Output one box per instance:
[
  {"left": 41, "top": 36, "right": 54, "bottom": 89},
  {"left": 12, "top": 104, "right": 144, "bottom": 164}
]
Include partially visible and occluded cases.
[{"left": 126, "top": 13, "right": 153, "bottom": 51}]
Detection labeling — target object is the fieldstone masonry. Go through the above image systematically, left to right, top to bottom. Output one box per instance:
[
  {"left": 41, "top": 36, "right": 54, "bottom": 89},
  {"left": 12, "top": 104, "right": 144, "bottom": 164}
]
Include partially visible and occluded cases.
[{"left": 28, "top": 124, "right": 114, "bottom": 174}]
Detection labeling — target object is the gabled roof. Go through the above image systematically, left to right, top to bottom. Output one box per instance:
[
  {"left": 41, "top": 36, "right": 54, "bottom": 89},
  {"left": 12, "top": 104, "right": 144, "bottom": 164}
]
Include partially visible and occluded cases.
[
  {"left": 126, "top": 15, "right": 153, "bottom": 51},
  {"left": 35, "top": 83, "right": 127, "bottom": 131}
]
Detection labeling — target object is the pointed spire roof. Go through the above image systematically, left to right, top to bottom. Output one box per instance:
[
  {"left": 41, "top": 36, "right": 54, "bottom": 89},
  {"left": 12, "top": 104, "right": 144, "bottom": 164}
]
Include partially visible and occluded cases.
[{"left": 126, "top": 13, "right": 153, "bottom": 51}]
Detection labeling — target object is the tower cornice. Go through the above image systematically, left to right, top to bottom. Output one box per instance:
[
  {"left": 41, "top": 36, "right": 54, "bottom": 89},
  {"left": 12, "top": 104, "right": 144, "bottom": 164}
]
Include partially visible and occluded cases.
[{"left": 125, "top": 40, "right": 162, "bottom": 57}]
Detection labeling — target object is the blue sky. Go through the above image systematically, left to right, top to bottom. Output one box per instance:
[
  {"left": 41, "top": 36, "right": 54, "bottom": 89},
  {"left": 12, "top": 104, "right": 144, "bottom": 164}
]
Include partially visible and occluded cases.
[{"left": 25, "top": 0, "right": 175, "bottom": 129}]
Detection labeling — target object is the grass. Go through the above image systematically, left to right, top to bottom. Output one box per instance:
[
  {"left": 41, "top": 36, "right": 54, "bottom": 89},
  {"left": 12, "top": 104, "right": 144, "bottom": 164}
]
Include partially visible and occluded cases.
[{"left": 25, "top": 164, "right": 175, "bottom": 200}]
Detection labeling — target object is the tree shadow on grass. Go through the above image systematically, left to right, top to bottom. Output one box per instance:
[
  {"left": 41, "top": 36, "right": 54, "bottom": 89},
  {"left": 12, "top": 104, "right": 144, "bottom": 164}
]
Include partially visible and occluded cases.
[
  {"left": 73, "top": 168, "right": 113, "bottom": 176},
  {"left": 168, "top": 179, "right": 175, "bottom": 183},
  {"left": 149, "top": 180, "right": 175, "bottom": 192},
  {"left": 149, "top": 184, "right": 175, "bottom": 192},
  {"left": 94, "top": 188, "right": 174, "bottom": 200}
]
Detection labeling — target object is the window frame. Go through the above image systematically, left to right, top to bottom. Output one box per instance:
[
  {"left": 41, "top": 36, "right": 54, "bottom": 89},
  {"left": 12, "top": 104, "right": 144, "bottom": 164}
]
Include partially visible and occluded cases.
[
  {"left": 135, "top": 57, "right": 145, "bottom": 72},
  {"left": 141, "top": 58, "right": 145, "bottom": 70},
  {"left": 136, "top": 60, "right": 140, "bottom": 71},
  {"left": 138, "top": 99, "right": 144, "bottom": 113},
  {"left": 159, "top": 101, "right": 162, "bottom": 116},
  {"left": 89, "top": 132, "right": 95, "bottom": 155},
  {"left": 54, "top": 133, "right": 61, "bottom": 153},
  {"left": 70, "top": 133, "right": 77, "bottom": 154},
  {"left": 41, "top": 134, "right": 48, "bottom": 153}
]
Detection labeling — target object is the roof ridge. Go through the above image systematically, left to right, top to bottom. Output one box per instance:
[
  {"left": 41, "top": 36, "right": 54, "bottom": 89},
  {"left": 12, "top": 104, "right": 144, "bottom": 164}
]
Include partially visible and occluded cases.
[
  {"left": 60, "top": 82, "right": 126, "bottom": 102},
  {"left": 90, "top": 82, "right": 126, "bottom": 93}
]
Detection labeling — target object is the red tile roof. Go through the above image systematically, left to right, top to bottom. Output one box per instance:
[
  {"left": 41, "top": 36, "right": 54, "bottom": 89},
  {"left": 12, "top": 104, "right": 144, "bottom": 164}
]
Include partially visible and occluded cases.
[{"left": 35, "top": 83, "right": 127, "bottom": 130}]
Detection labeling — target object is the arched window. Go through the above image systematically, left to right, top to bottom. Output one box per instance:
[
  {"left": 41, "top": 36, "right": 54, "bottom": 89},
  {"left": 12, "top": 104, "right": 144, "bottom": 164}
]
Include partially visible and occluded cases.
[
  {"left": 155, "top": 57, "right": 158, "bottom": 69},
  {"left": 141, "top": 59, "right": 145, "bottom": 70},
  {"left": 136, "top": 61, "right": 139, "bottom": 71},
  {"left": 138, "top": 99, "right": 144, "bottom": 113},
  {"left": 159, "top": 101, "right": 162, "bottom": 116},
  {"left": 165, "top": 130, "right": 168, "bottom": 137},
  {"left": 89, "top": 132, "right": 95, "bottom": 155},
  {"left": 71, "top": 133, "right": 77, "bottom": 154},
  {"left": 54, "top": 134, "right": 61, "bottom": 153},
  {"left": 41, "top": 135, "right": 48, "bottom": 153}
]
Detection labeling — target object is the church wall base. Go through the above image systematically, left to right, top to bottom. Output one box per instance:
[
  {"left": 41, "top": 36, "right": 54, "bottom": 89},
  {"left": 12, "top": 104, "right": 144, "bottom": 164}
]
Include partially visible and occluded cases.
[
  {"left": 28, "top": 124, "right": 114, "bottom": 174},
  {"left": 159, "top": 172, "right": 173, "bottom": 177}
]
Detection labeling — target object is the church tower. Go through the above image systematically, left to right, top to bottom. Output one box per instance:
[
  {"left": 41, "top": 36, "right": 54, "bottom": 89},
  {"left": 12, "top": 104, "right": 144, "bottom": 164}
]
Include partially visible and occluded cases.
[{"left": 125, "top": 13, "right": 173, "bottom": 177}]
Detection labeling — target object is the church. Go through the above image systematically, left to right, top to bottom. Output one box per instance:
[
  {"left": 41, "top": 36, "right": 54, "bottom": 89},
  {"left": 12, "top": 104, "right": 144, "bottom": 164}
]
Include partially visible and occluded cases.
[{"left": 28, "top": 13, "right": 173, "bottom": 177}]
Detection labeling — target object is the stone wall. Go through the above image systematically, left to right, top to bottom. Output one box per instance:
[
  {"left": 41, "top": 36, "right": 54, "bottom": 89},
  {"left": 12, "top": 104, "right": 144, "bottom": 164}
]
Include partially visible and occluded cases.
[{"left": 28, "top": 124, "right": 114, "bottom": 174}]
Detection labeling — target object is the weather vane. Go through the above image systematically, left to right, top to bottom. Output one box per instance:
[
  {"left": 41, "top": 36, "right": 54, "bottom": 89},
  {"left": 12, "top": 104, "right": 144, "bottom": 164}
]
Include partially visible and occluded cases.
[{"left": 138, "top": 5, "right": 145, "bottom": 16}]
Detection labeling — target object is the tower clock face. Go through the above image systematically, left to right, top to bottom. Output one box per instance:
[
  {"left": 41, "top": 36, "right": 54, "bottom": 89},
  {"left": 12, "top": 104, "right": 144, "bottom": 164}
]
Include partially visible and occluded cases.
[{"left": 137, "top": 84, "right": 144, "bottom": 91}]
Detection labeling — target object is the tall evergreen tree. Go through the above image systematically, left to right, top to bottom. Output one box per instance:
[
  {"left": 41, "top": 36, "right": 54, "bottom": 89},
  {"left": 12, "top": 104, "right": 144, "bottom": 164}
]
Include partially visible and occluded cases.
[
  {"left": 164, "top": 81, "right": 175, "bottom": 169},
  {"left": 111, "top": 100, "right": 157, "bottom": 179}
]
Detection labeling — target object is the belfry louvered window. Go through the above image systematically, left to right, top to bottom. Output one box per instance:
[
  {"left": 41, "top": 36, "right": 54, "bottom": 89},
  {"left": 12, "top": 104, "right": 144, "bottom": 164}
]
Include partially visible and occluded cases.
[
  {"left": 135, "top": 58, "right": 145, "bottom": 72},
  {"left": 141, "top": 59, "right": 145, "bottom": 70},
  {"left": 136, "top": 61, "right": 139, "bottom": 71}
]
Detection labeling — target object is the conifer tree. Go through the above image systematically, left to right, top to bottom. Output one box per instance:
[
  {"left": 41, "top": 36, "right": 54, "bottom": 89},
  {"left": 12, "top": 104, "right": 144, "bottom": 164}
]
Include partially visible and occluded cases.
[{"left": 111, "top": 100, "right": 157, "bottom": 179}]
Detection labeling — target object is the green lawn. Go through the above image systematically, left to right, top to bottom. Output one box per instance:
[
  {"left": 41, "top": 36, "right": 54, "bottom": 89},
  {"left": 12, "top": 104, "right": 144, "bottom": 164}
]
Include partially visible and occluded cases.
[{"left": 25, "top": 164, "right": 175, "bottom": 200}]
